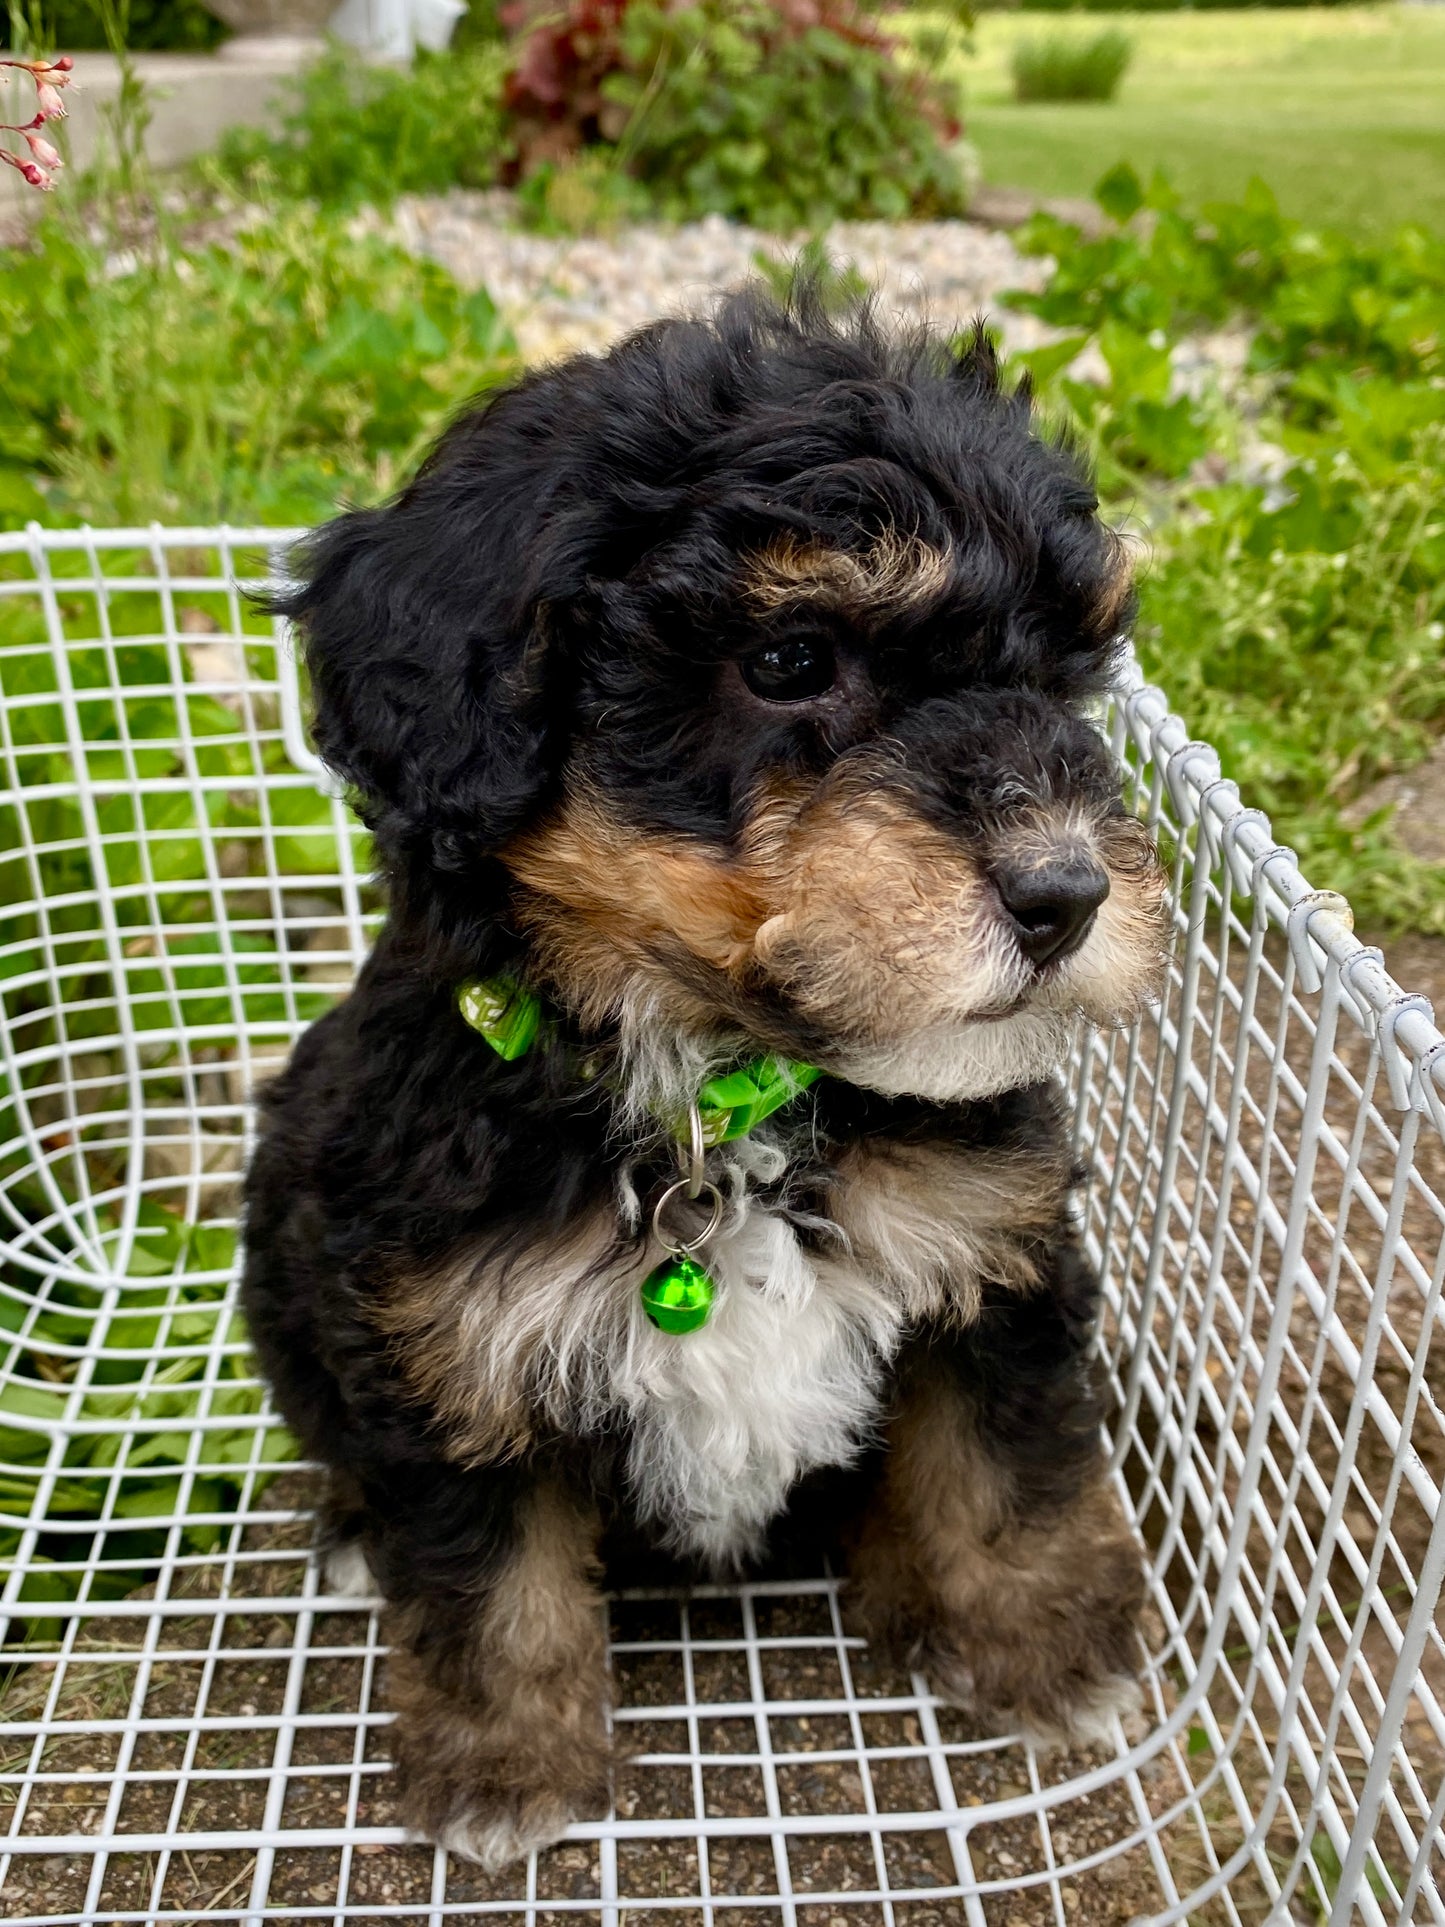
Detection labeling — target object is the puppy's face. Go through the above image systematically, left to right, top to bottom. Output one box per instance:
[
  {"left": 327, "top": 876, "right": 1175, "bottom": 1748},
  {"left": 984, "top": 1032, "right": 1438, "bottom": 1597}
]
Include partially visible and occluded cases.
[
  {"left": 291, "top": 296, "right": 1169, "bottom": 1101},
  {"left": 502, "top": 495, "right": 1167, "bottom": 1106}
]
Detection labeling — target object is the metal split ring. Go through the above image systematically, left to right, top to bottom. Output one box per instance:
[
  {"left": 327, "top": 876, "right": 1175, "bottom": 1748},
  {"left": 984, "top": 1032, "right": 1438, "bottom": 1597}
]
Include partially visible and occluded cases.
[
  {"left": 680, "top": 1100, "right": 706, "bottom": 1199},
  {"left": 651, "top": 1177, "right": 724, "bottom": 1258}
]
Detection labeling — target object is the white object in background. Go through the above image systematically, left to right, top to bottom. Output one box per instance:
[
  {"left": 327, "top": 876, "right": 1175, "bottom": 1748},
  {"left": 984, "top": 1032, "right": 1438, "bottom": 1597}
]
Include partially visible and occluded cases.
[
  {"left": 329, "top": 0, "right": 466, "bottom": 61},
  {"left": 412, "top": 0, "right": 468, "bottom": 52}
]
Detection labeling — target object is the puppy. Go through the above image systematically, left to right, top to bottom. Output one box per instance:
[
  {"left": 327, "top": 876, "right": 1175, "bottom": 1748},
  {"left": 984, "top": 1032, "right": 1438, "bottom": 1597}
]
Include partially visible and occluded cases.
[{"left": 241, "top": 287, "right": 1170, "bottom": 1869}]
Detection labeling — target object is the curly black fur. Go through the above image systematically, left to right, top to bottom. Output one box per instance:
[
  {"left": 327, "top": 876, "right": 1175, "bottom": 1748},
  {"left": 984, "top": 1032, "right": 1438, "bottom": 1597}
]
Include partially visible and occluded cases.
[
  {"left": 242, "top": 287, "right": 1159, "bottom": 1862},
  {"left": 277, "top": 292, "right": 1129, "bottom": 971}
]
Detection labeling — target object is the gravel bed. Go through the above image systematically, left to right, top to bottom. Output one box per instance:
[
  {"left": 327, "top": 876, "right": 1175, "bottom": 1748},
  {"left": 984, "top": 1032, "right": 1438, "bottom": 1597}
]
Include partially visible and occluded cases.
[
  {"left": 376, "top": 189, "right": 1065, "bottom": 365},
  {"left": 373, "top": 193, "right": 1282, "bottom": 499},
  {"left": 0, "top": 1474, "right": 1181, "bottom": 1926}
]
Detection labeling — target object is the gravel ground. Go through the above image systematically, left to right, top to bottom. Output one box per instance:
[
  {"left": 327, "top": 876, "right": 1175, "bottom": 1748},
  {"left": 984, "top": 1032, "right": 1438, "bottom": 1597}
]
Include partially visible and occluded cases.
[
  {"left": 374, "top": 190, "right": 1069, "bottom": 367},
  {"left": 370, "top": 193, "right": 1286, "bottom": 496},
  {"left": 0, "top": 1474, "right": 1184, "bottom": 1926}
]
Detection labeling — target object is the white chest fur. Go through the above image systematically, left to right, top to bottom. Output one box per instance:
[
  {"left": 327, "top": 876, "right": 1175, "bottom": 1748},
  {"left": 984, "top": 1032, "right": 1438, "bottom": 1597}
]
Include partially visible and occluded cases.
[
  {"left": 390, "top": 1133, "right": 1067, "bottom": 1570},
  {"left": 617, "top": 1197, "right": 906, "bottom": 1566}
]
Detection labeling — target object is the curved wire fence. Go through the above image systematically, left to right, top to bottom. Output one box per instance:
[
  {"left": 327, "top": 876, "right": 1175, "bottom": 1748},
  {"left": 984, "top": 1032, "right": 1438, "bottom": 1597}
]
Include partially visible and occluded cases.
[{"left": 0, "top": 524, "right": 1441, "bottom": 1926}]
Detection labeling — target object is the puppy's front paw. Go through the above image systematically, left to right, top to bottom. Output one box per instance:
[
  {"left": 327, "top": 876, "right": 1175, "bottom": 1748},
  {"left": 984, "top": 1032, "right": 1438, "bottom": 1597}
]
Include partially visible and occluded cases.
[
  {"left": 919, "top": 1524, "right": 1147, "bottom": 1747},
  {"left": 322, "top": 1538, "right": 376, "bottom": 1599},
  {"left": 924, "top": 1635, "right": 1142, "bottom": 1747},
  {"left": 393, "top": 1693, "right": 612, "bottom": 1868},
  {"left": 430, "top": 1789, "right": 587, "bottom": 1870}
]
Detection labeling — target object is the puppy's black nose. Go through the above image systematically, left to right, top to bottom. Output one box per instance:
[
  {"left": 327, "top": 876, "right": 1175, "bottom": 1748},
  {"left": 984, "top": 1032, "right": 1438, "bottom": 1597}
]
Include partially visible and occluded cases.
[{"left": 992, "top": 855, "right": 1110, "bottom": 968}]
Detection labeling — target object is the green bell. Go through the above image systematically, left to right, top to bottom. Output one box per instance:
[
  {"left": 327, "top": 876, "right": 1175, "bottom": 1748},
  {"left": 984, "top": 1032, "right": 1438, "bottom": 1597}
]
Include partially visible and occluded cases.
[{"left": 640, "top": 1254, "right": 716, "bottom": 1334}]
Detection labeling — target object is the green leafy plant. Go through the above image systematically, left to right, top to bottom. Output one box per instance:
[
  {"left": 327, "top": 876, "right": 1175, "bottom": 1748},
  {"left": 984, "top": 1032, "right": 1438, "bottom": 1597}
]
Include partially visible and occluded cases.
[
  {"left": 2, "top": 0, "right": 223, "bottom": 51},
  {"left": 452, "top": 0, "right": 503, "bottom": 46},
  {"left": 504, "top": 0, "right": 973, "bottom": 231},
  {"left": 610, "top": 0, "right": 969, "bottom": 227},
  {"left": 2, "top": 6, "right": 516, "bottom": 529},
  {"left": 1010, "top": 28, "right": 1133, "bottom": 104},
  {"left": 211, "top": 43, "right": 510, "bottom": 211},
  {"left": 512, "top": 146, "right": 650, "bottom": 235},
  {"left": 1008, "top": 165, "right": 1445, "bottom": 932},
  {"left": 1012, "top": 165, "right": 1445, "bottom": 446},
  {"left": 0, "top": 204, "right": 519, "bottom": 529},
  {"left": 751, "top": 235, "right": 874, "bottom": 314},
  {"left": 1013, "top": 317, "right": 1212, "bottom": 486},
  {"left": 1137, "top": 433, "right": 1445, "bottom": 930},
  {"left": 0, "top": 577, "right": 357, "bottom": 1643},
  {"left": 0, "top": 1209, "right": 295, "bottom": 1642},
  {"left": 1305, "top": 1832, "right": 1393, "bottom": 1917}
]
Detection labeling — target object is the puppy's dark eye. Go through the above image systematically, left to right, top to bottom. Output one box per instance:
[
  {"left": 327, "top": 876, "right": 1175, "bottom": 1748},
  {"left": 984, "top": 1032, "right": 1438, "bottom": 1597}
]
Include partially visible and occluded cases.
[{"left": 741, "top": 636, "right": 837, "bottom": 702}]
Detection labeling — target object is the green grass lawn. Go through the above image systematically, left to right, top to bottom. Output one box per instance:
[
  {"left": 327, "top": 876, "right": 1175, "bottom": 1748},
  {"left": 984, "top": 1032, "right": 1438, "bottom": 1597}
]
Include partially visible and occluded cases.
[{"left": 941, "top": 6, "right": 1445, "bottom": 237}]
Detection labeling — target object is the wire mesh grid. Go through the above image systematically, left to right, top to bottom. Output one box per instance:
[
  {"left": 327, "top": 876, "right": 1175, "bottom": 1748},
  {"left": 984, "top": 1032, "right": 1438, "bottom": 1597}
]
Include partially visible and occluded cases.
[{"left": 0, "top": 522, "right": 1441, "bottom": 1927}]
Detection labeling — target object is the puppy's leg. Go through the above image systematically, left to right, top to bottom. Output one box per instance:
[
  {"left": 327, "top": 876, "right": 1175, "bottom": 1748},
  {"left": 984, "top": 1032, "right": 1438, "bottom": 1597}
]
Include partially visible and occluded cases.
[
  {"left": 850, "top": 1242, "right": 1145, "bottom": 1743},
  {"left": 371, "top": 1463, "right": 611, "bottom": 1867},
  {"left": 315, "top": 1469, "right": 377, "bottom": 1598}
]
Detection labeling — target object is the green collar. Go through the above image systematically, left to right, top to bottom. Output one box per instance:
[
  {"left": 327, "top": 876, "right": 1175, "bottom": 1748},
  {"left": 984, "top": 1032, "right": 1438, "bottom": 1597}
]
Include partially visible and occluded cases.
[{"left": 456, "top": 977, "right": 822, "bottom": 1146}]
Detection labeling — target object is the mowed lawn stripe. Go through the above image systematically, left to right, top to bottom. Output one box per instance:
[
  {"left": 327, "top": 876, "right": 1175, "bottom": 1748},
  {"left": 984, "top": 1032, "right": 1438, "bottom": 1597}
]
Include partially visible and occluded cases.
[{"left": 923, "top": 6, "right": 1445, "bottom": 238}]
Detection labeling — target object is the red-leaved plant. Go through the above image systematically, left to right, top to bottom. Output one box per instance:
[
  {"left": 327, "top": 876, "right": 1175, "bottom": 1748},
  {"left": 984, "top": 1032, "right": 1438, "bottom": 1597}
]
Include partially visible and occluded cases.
[
  {"left": 501, "top": 0, "right": 632, "bottom": 173},
  {"left": 502, "top": 0, "right": 958, "bottom": 187},
  {"left": 1, "top": 52, "right": 73, "bottom": 190}
]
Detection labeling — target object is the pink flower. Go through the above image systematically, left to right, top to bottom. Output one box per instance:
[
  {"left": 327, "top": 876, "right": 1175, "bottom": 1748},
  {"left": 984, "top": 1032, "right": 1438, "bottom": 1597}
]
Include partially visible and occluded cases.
[
  {"left": 1, "top": 52, "right": 75, "bottom": 187},
  {"left": 3, "top": 55, "right": 72, "bottom": 85},
  {"left": 23, "top": 129, "right": 61, "bottom": 170},
  {"left": 0, "top": 148, "right": 51, "bottom": 189}
]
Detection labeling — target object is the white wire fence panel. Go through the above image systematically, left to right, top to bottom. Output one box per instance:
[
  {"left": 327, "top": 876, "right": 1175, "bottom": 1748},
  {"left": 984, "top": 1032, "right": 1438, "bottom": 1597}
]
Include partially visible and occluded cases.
[{"left": 0, "top": 523, "right": 1440, "bottom": 1927}]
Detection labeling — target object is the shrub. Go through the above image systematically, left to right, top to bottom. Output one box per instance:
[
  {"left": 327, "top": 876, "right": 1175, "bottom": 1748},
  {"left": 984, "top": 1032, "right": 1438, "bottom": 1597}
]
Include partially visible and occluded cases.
[
  {"left": 2, "top": 0, "right": 223, "bottom": 51},
  {"left": 503, "top": 0, "right": 633, "bottom": 171},
  {"left": 505, "top": 0, "right": 973, "bottom": 230},
  {"left": 612, "top": 0, "right": 969, "bottom": 227},
  {"left": 1011, "top": 28, "right": 1132, "bottom": 102},
  {"left": 211, "top": 43, "right": 510, "bottom": 210},
  {"left": 0, "top": 205, "right": 518, "bottom": 528}
]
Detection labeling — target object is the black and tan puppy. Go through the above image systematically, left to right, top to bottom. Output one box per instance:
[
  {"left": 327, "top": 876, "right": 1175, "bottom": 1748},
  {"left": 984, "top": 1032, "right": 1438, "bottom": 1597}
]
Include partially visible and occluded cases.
[{"left": 241, "top": 287, "right": 1170, "bottom": 1867}]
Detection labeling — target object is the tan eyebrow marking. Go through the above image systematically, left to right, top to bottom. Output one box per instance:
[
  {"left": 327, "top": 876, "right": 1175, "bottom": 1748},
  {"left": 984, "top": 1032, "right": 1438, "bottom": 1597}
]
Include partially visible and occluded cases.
[{"left": 741, "top": 533, "right": 954, "bottom": 621}]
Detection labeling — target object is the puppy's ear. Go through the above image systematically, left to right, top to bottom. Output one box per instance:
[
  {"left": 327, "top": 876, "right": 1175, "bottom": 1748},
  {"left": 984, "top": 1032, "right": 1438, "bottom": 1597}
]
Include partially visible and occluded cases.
[{"left": 278, "top": 469, "right": 561, "bottom": 873}]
